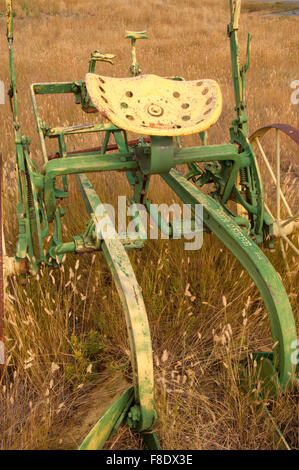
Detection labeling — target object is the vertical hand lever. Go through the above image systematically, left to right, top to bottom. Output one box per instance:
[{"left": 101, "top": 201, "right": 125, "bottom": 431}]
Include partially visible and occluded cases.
[
  {"left": 125, "top": 30, "right": 148, "bottom": 76},
  {"left": 240, "top": 33, "right": 252, "bottom": 103}
]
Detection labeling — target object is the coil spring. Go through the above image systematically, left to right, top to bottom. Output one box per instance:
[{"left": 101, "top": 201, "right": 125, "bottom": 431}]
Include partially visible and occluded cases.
[
  {"left": 25, "top": 163, "right": 34, "bottom": 212},
  {"left": 239, "top": 167, "right": 247, "bottom": 185}
]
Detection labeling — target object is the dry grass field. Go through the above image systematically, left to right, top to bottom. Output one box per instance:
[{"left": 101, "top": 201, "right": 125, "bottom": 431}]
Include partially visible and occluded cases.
[{"left": 0, "top": 0, "right": 298, "bottom": 450}]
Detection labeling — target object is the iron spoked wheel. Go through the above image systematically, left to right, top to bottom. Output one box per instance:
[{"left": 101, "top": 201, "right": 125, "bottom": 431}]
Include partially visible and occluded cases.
[{"left": 250, "top": 124, "right": 299, "bottom": 261}]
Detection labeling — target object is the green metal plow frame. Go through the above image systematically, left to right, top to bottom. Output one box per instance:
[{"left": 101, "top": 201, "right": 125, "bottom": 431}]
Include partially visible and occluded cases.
[{"left": 4, "top": 0, "right": 298, "bottom": 449}]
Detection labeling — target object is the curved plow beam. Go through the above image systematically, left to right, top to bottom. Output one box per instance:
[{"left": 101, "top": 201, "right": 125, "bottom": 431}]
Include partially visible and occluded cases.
[
  {"left": 250, "top": 124, "right": 299, "bottom": 258},
  {"left": 163, "top": 169, "right": 297, "bottom": 390},
  {"left": 76, "top": 174, "right": 157, "bottom": 447},
  {"left": 79, "top": 387, "right": 134, "bottom": 450}
]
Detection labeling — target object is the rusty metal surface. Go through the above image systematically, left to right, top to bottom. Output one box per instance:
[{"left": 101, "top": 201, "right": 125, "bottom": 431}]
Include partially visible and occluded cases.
[
  {"left": 86, "top": 73, "right": 222, "bottom": 136},
  {"left": 250, "top": 123, "right": 299, "bottom": 146},
  {"left": 48, "top": 138, "right": 151, "bottom": 160},
  {"left": 67, "top": 138, "right": 151, "bottom": 156}
]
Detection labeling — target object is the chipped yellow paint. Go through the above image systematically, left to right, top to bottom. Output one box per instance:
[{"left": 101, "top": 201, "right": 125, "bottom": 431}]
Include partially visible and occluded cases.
[
  {"left": 232, "top": 0, "right": 241, "bottom": 30},
  {"left": 125, "top": 30, "right": 148, "bottom": 40},
  {"left": 90, "top": 51, "right": 116, "bottom": 64},
  {"left": 85, "top": 73, "right": 222, "bottom": 136},
  {"left": 77, "top": 174, "right": 156, "bottom": 432},
  {"left": 79, "top": 387, "right": 134, "bottom": 450}
]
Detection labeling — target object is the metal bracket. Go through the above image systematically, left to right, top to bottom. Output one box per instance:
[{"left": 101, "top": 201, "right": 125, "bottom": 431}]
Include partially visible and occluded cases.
[{"left": 134, "top": 136, "right": 174, "bottom": 175}]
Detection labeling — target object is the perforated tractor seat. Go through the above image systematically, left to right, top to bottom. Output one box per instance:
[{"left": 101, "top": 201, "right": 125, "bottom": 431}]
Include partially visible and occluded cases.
[{"left": 85, "top": 73, "right": 222, "bottom": 137}]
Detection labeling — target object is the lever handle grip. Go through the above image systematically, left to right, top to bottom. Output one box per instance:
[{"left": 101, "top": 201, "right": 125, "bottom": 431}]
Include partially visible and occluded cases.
[
  {"left": 6, "top": 0, "right": 13, "bottom": 39},
  {"left": 231, "top": 0, "right": 241, "bottom": 30},
  {"left": 125, "top": 30, "right": 148, "bottom": 40},
  {"left": 90, "top": 51, "right": 116, "bottom": 65}
]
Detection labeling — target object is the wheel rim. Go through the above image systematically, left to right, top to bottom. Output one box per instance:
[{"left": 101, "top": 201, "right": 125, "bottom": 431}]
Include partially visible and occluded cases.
[{"left": 250, "top": 124, "right": 299, "bottom": 259}]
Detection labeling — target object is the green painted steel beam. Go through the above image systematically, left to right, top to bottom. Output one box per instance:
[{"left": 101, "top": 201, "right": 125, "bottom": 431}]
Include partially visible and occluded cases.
[
  {"left": 32, "top": 82, "right": 75, "bottom": 94},
  {"left": 46, "top": 122, "right": 120, "bottom": 138},
  {"left": 174, "top": 143, "right": 239, "bottom": 163},
  {"left": 42, "top": 144, "right": 248, "bottom": 180},
  {"left": 42, "top": 153, "right": 137, "bottom": 178},
  {"left": 163, "top": 169, "right": 297, "bottom": 389},
  {"left": 77, "top": 173, "right": 157, "bottom": 432},
  {"left": 79, "top": 387, "right": 135, "bottom": 450}
]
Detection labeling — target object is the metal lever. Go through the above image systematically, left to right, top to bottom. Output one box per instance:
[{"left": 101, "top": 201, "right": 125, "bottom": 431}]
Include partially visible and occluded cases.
[
  {"left": 6, "top": 0, "right": 13, "bottom": 39},
  {"left": 228, "top": 0, "right": 241, "bottom": 35},
  {"left": 232, "top": 0, "right": 241, "bottom": 30},
  {"left": 125, "top": 30, "right": 148, "bottom": 76},
  {"left": 240, "top": 33, "right": 252, "bottom": 103},
  {"left": 88, "top": 51, "right": 116, "bottom": 73}
]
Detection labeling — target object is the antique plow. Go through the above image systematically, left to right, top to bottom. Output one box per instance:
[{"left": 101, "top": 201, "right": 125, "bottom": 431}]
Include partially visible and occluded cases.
[{"left": 2, "top": 0, "right": 298, "bottom": 449}]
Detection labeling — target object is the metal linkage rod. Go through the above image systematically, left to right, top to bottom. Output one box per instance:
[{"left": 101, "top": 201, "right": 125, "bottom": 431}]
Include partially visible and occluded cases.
[{"left": 6, "top": 1, "right": 21, "bottom": 137}]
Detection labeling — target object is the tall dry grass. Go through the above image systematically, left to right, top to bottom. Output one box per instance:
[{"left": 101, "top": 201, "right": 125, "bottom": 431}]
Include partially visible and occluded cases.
[{"left": 0, "top": 0, "right": 298, "bottom": 449}]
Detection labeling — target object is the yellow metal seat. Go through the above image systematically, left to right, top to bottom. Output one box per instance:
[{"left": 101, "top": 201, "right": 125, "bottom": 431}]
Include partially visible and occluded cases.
[{"left": 85, "top": 73, "right": 222, "bottom": 137}]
